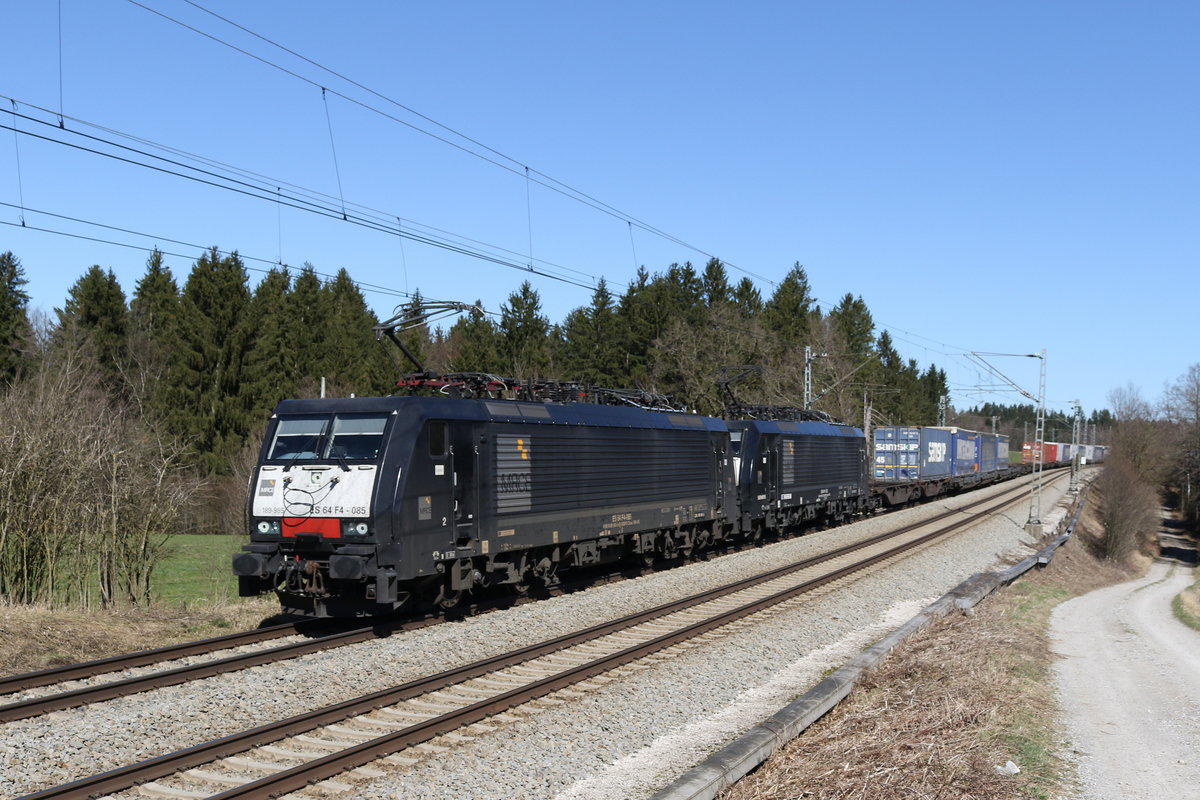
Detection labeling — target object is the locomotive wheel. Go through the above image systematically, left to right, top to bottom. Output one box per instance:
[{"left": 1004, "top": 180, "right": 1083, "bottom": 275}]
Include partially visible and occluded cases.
[{"left": 437, "top": 588, "right": 464, "bottom": 609}]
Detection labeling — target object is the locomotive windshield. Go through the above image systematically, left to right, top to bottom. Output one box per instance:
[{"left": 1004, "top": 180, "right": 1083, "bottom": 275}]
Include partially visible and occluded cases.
[{"left": 268, "top": 413, "right": 389, "bottom": 462}]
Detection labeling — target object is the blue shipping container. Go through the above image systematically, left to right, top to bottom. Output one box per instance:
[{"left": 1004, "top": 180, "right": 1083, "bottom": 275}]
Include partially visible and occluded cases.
[
  {"left": 873, "top": 426, "right": 920, "bottom": 481},
  {"left": 918, "top": 427, "right": 954, "bottom": 479},
  {"left": 928, "top": 427, "right": 979, "bottom": 478},
  {"left": 955, "top": 428, "right": 979, "bottom": 477},
  {"left": 978, "top": 432, "right": 999, "bottom": 475}
]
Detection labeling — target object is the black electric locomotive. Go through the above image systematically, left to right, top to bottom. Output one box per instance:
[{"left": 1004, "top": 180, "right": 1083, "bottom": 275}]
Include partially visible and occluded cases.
[{"left": 729, "top": 418, "right": 868, "bottom": 537}]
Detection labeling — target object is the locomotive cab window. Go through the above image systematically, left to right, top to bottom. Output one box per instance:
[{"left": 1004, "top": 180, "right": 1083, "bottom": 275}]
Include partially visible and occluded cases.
[
  {"left": 268, "top": 413, "right": 389, "bottom": 462},
  {"left": 328, "top": 415, "right": 388, "bottom": 461},
  {"left": 268, "top": 416, "right": 327, "bottom": 460},
  {"left": 428, "top": 421, "right": 449, "bottom": 458}
]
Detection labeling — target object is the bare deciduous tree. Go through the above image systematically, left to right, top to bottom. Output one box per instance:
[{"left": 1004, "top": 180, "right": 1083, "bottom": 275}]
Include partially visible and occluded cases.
[
  {"left": 651, "top": 304, "right": 769, "bottom": 414},
  {"left": 0, "top": 337, "right": 203, "bottom": 607},
  {"left": 1162, "top": 364, "right": 1200, "bottom": 524},
  {"left": 1106, "top": 383, "right": 1169, "bottom": 485},
  {"left": 1095, "top": 455, "right": 1161, "bottom": 562}
]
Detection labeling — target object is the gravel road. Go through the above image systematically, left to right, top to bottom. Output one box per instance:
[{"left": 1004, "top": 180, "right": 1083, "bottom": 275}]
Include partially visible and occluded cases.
[{"left": 1051, "top": 560, "right": 1200, "bottom": 799}]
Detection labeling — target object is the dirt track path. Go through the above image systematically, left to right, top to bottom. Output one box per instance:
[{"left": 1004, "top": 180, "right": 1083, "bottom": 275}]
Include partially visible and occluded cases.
[{"left": 1050, "top": 560, "right": 1200, "bottom": 799}]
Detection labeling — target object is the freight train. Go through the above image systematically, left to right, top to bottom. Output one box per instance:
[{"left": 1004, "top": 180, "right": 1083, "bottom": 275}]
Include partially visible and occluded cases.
[
  {"left": 232, "top": 390, "right": 1079, "bottom": 617},
  {"left": 872, "top": 426, "right": 1011, "bottom": 506},
  {"left": 1020, "top": 440, "right": 1108, "bottom": 467}
]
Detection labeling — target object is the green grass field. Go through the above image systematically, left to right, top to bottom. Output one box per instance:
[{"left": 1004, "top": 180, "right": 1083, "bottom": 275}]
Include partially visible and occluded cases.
[{"left": 154, "top": 534, "right": 248, "bottom": 607}]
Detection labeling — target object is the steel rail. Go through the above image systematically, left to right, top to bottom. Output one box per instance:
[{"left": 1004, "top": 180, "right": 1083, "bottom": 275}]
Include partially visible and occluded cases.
[
  {"left": 18, "top": 474, "right": 1056, "bottom": 800},
  {"left": 0, "top": 617, "right": 425, "bottom": 723},
  {"left": 0, "top": 621, "right": 305, "bottom": 696}
]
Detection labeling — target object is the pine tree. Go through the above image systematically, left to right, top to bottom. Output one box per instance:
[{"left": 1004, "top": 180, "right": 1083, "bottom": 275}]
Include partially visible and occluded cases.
[
  {"left": 165, "top": 247, "right": 253, "bottom": 473},
  {"left": 129, "top": 249, "right": 181, "bottom": 422},
  {"left": 130, "top": 250, "right": 180, "bottom": 340},
  {"left": 0, "top": 251, "right": 32, "bottom": 384},
  {"left": 702, "top": 258, "right": 731, "bottom": 307},
  {"left": 656, "top": 262, "right": 706, "bottom": 325},
  {"left": 617, "top": 263, "right": 705, "bottom": 387},
  {"left": 763, "top": 263, "right": 815, "bottom": 345},
  {"left": 288, "top": 264, "right": 328, "bottom": 389},
  {"left": 57, "top": 265, "right": 129, "bottom": 389},
  {"left": 242, "top": 266, "right": 294, "bottom": 418},
  {"left": 615, "top": 267, "right": 654, "bottom": 385},
  {"left": 320, "top": 268, "right": 395, "bottom": 395},
  {"left": 731, "top": 277, "right": 763, "bottom": 318},
  {"left": 560, "top": 278, "right": 621, "bottom": 385},
  {"left": 499, "top": 281, "right": 550, "bottom": 378},
  {"left": 829, "top": 293, "right": 875, "bottom": 358},
  {"left": 447, "top": 301, "right": 499, "bottom": 374},
  {"left": 871, "top": 330, "right": 923, "bottom": 424},
  {"left": 894, "top": 357, "right": 926, "bottom": 422},
  {"left": 921, "top": 365, "right": 949, "bottom": 424}
]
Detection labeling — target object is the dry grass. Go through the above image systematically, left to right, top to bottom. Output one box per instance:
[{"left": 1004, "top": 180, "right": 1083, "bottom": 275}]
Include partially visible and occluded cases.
[
  {"left": 722, "top": 503, "right": 1135, "bottom": 800},
  {"left": 1173, "top": 581, "right": 1200, "bottom": 631},
  {"left": 0, "top": 596, "right": 278, "bottom": 677}
]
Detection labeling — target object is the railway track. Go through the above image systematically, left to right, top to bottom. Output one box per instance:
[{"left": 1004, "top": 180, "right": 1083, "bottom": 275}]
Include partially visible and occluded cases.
[
  {"left": 3, "top": 470, "right": 1054, "bottom": 726},
  {"left": 19, "top": 475, "right": 1055, "bottom": 800},
  {"left": 0, "top": 616, "right": 439, "bottom": 723},
  {"left": 0, "top": 620, "right": 304, "bottom": 696}
]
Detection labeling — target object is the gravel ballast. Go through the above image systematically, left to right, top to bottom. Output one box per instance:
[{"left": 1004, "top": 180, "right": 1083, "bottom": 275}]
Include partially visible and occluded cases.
[{"left": 0, "top": 473, "right": 1079, "bottom": 798}]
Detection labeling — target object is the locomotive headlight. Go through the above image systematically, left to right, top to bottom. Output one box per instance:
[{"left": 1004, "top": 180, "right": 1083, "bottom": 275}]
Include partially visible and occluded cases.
[
  {"left": 255, "top": 520, "right": 281, "bottom": 535},
  {"left": 343, "top": 520, "right": 371, "bottom": 537},
  {"left": 257, "top": 521, "right": 271, "bottom": 534},
  {"left": 354, "top": 522, "right": 369, "bottom": 535}
]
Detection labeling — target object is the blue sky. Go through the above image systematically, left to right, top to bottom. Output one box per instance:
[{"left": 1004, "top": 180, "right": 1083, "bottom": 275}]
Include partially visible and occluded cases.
[{"left": 3, "top": 1, "right": 1196, "bottom": 418}]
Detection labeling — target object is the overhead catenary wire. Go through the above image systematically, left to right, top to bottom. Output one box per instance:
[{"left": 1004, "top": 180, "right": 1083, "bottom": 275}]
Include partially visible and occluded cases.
[
  {"left": 56, "top": 0, "right": 65, "bottom": 128},
  {"left": 125, "top": 0, "right": 774, "bottom": 287},
  {"left": 320, "top": 87, "right": 347, "bottom": 221},
  {"left": 1, "top": 95, "right": 597, "bottom": 283},
  {"left": 9, "top": 101, "right": 26, "bottom": 226},
  {"left": 0, "top": 104, "right": 594, "bottom": 291},
  {"left": 525, "top": 166, "right": 534, "bottom": 271},
  {"left": 0, "top": 200, "right": 450, "bottom": 306},
  {"left": 397, "top": 217, "right": 409, "bottom": 295},
  {"left": 627, "top": 221, "right": 640, "bottom": 273},
  {"left": 965, "top": 352, "right": 1039, "bottom": 401}
]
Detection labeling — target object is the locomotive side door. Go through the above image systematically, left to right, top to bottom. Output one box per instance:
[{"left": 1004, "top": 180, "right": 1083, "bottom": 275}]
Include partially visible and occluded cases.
[
  {"left": 420, "top": 420, "right": 455, "bottom": 551},
  {"left": 451, "top": 423, "right": 480, "bottom": 548},
  {"left": 759, "top": 433, "right": 778, "bottom": 503},
  {"left": 713, "top": 434, "right": 728, "bottom": 513}
]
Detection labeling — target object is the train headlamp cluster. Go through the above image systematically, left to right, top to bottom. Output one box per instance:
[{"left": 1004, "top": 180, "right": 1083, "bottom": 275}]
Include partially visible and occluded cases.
[{"left": 253, "top": 519, "right": 370, "bottom": 537}]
